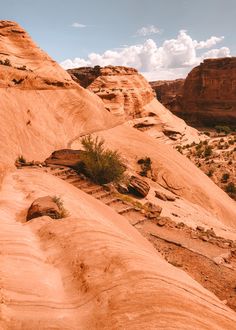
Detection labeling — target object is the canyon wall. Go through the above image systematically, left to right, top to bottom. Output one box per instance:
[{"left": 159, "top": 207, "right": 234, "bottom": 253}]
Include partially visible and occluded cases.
[
  {"left": 151, "top": 58, "right": 236, "bottom": 127},
  {"left": 150, "top": 79, "right": 184, "bottom": 113}
]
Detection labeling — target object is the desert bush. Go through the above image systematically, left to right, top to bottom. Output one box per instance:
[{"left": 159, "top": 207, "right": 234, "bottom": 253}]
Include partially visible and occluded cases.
[
  {"left": 0, "top": 58, "right": 12, "bottom": 66},
  {"left": 215, "top": 125, "right": 231, "bottom": 134},
  {"left": 78, "top": 135, "right": 125, "bottom": 184},
  {"left": 204, "top": 145, "right": 213, "bottom": 157},
  {"left": 16, "top": 155, "right": 26, "bottom": 164},
  {"left": 137, "top": 157, "right": 152, "bottom": 177},
  {"left": 207, "top": 169, "right": 214, "bottom": 177},
  {"left": 221, "top": 173, "right": 230, "bottom": 183},
  {"left": 225, "top": 182, "right": 236, "bottom": 194},
  {"left": 52, "top": 196, "right": 70, "bottom": 218}
]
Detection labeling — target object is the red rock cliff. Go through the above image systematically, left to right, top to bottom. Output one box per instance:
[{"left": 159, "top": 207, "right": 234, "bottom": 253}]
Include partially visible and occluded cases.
[
  {"left": 181, "top": 57, "right": 236, "bottom": 127},
  {"left": 150, "top": 79, "right": 184, "bottom": 110}
]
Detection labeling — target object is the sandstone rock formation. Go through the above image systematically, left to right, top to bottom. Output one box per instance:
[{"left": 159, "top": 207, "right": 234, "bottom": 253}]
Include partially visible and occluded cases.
[
  {"left": 0, "top": 20, "right": 120, "bottom": 173},
  {"left": 1, "top": 21, "right": 236, "bottom": 329},
  {"left": 181, "top": 57, "right": 236, "bottom": 127},
  {"left": 151, "top": 58, "right": 236, "bottom": 127},
  {"left": 68, "top": 66, "right": 203, "bottom": 145},
  {"left": 68, "top": 66, "right": 155, "bottom": 118},
  {"left": 150, "top": 79, "right": 184, "bottom": 112},
  {"left": 45, "top": 149, "right": 85, "bottom": 167},
  {"left": 128, "top": 175, "right": 150, "bottom": 197},
  {"left": 27, "top": 196, "right": 61, "bottom": 220}
]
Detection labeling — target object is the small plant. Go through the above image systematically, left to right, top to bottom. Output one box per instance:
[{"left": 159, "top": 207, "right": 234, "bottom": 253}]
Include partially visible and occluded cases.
[
  {"left": 0, "top": 58, "right": 12, "bottom": 66},
  {"left": 17, "top": 65, "right": 27, "bottom": 71},
  {"left": 215, "top": 125, "right": 231, "bottom": 134},
  {"left": 78, "top": 135, "right": 125, "bottom": 184},
  {"left": 204, "top": 145, "right": 213, "bottom": 157},
  {"left": 16, "top": 155, "right": 26, "bottom": 164},
  {"left": 137, "top": 157, "right": 152, "bottom": 177},
  {"left": 207, "top": 169, "right": 214, "bottom": 177},
  {"left": 221, "top": 173, "right": 230, "bottom": 183},
  {"left": 225, "top": 182, "right": 236, "bottom": 194},
  {"left": 52, "top": 196, "right": 70, "bottom": 218}
]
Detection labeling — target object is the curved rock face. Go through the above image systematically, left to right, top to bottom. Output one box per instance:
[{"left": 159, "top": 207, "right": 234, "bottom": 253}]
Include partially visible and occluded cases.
[
  {"left": 0, "top": 21, "right": 120, "bottom": 172},
  {"left": 181, "top": 58, "right": 236, "bottom": 127},
  {"left": 68, "top": 66, "right": 155, "bottom": 118},
  {"left": 68, "top": 66, "right": 203, "bottom": 145}
]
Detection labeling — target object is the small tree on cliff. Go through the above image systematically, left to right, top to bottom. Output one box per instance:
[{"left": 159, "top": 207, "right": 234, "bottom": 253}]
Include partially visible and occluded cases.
[{"left": 78, "top": 135, "right": 125, "bottom": 184}]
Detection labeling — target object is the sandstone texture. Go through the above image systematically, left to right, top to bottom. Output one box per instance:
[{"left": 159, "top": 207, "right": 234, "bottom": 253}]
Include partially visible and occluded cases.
[
  {"left": 0, "top": 20, "right": 120, "bottom": 173},
  {"left": 0, "top": 21, "right": 236, "bottom": 329},
  {"left": 151, "top": 58, "right": 236, "bottom": 127},
  {"left": 182, "top": 58, "right": 236, "bottom": 127},
  {"left": 69, "top": 65, "right": 155, "bottom": 118},
  {"left": 68, "top": 66, "right": 203, "bottom": 145},
  {"left": 26, "top": 196, "right": 61, "bottom": 221}
]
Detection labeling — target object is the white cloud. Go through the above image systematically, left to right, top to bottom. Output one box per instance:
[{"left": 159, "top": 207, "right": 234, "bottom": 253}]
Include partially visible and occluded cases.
[
  {"left": 71, "top": 22, "right": 86, "bottom": 28},
  {"left": 136, "top": 25, "right": 161, "bottom": 37},
  {"left": 61, "top": 30, "right": 231, "bottom": 80},
  {"left": 194, "top": 36, "right": 224, "bottom": 49},
  {"left": 202, "top": 46, "right": 231, "bottom": 59}
]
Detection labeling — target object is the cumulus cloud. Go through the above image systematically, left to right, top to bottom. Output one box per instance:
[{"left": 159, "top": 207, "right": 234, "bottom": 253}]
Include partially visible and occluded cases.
[
  {"left": 71, "top": 22, "right": 86, "bottom": 28},
  {"left": 136, "top": 25, "right": 161, "bottom": 37},
  {"left": 61, "top": 30, "right": 231, "bottom": 80},
  {"left": 194, "top": 36, "right": 224, "bottom": 49}
]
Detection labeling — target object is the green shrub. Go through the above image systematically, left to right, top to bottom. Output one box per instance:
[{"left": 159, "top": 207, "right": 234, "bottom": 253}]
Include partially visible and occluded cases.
[
  {"left": 215, "top": 125, "right": 231, "bottom": 134},
  {"left": 78, "top": 135, "right": 125, "bottom": 184},
  {"left": 204, "top": 145, "right": 213, "bottom": 157},
  {"left": 16, "top": 155, "right": 26, "bottom": 164},
  {"left": 137, "top": 157, "right": 152, "bottom": 176},
  {"left": 221, "top": 173, "right": 230, "bottom": 183},
  {"left": 225, "top": 182, "right": 236, "bottom": 194},
  {"left": 52, "top": 196, "right": 70, "bottom": 218}
]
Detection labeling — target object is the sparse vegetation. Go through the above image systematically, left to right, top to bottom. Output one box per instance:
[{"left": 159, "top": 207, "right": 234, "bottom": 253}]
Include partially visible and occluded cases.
[
  {"left": 0, "top": 58, "right": 12, "bottom": 66},
  {"left": 215, "top": 125, "right": 231, "bottom": 134},
  {"left": 78, "top": 135, "right": 125, "bottom": 184},
  {"left": 16, "top": 155, "right": 26, "bottom": 164},
  {"left": 137, "top": 157, "right": 152, "bottom": 177},
  {"left": 221, "top": 173, "right": 230, "bottom": 183},
  {"left": 225, "top": 182, "right": 236, "bottom": 194},
  {"left": 52, "top": 196, "right": 70, "bottom": 218}
]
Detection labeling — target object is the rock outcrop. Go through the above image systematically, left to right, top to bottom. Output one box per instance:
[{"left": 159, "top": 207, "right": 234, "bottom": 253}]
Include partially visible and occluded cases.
[
  {"left": 1, "top": 21, "right": 236, "bottom": 329},
  {"left": 181, "top": 57, "right": 236, "bottom": 127},
  {"left": 151, "top": 58, "right": 236, "bottom": 127},
  {"left": 68, "top": 66, "right": 203, "bottom": 145},
  {"left": 68, "top": 66, "right": 155, "bottom": 118},
  {"left": 45, "top": 149, "right": 85, "bottom": 168},
  {"left": 128, "top": 176, "right": 150, "bottom": 197},
  {"left": 27, "top": 196, "right": 61, "bottom": 221}
]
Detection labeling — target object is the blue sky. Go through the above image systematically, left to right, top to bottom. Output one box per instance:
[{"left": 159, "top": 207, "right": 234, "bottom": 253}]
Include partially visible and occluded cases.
[{"left": 1, "top": 0, "right": 235, "bottom": 79}]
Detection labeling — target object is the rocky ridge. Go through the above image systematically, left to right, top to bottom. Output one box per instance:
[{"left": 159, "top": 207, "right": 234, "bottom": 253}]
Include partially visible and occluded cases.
[{"left": 68, "top": 66, "right": 203, "bottom": 146}]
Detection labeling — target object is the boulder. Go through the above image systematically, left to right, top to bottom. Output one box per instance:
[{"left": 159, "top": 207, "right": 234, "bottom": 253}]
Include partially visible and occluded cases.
[
  {"left": 45, "top": 149, "right": 85, "bottom": 168},
  {"left": 128, "top": 176, "right": 150, "bottom": 197},
  {"left": 155, "top": 190, "right": 176, "bottom": 201},
  {"left": 26, "top": 196, "right": 61, "bottom": 221},
  {"left": 144, "top": 202, "right": 162, "bottom": 218}
]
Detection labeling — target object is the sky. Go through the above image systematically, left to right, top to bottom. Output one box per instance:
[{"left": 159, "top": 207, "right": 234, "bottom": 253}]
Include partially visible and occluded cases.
[{"left": 1, "top": 0, "right": 235, "bottom": 80}]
